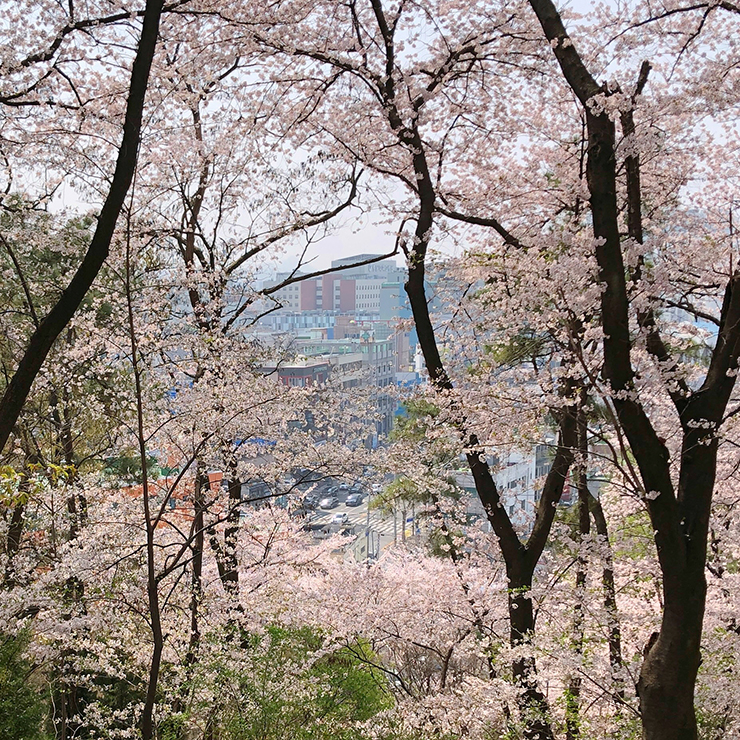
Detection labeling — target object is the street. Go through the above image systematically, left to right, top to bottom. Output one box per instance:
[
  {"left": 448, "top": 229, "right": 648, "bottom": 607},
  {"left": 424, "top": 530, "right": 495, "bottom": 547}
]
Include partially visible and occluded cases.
[{"left": 298, "top": 482, "right": 418, "bottom": 558}]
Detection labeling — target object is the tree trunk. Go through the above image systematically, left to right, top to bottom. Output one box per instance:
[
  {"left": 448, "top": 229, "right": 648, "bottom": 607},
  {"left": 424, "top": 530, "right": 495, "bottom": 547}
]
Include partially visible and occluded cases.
[
  {"left": 0, "top": 0, "right": 165, "bottom": 455},
  {"left": 524, "top": 2, "right": 740, "bottom": 737},
  {"left": 566, "top": 407, "right": 590, "bottom": 740},
  {"left": 637, "top": 426, "right": 720, "bottom": 739},
  {"left": 172, "top": 470, "right": 207, "bottom": 739},
  {"left": 187, "top": 470, "right": 205, "bottom": 664},
  {"left": 222, "top": 473, "right": 242, "bottom": 595},
  {"left": 588, "top": 494, "right": 624, "bottom": 701},
  {"left": 508, "top": 572, "right": 554, "bottom": 740},
  {"left": 637, "top": 574, "right": 705, "bottom": 740},
  {"left": 141, "top": 604, "right": 164, "bottom": 740}
]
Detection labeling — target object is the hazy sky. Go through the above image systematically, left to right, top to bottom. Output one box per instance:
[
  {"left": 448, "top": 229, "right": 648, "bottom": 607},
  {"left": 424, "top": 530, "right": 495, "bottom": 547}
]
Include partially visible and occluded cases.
[{"left": 287, "top": 220, "right": 405, "bottom": 273}]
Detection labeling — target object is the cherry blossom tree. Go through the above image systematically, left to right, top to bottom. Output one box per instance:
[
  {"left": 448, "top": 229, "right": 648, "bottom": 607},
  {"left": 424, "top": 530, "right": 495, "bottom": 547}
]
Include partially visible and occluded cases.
[
  {"left": 0, "top": 0, "right": 168, "bottom": 455},
  {"left": 231, "top": 0, "right": 740, "bottom": 736},
  {"left": 3, "top": 1, "right": 740, "bottom": 739}
]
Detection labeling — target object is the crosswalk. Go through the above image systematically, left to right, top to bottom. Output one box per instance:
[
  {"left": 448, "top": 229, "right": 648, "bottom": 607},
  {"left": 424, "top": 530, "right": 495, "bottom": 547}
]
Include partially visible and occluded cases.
[{"left": 310, "top": 506, "right": 414, "bottom": 538}]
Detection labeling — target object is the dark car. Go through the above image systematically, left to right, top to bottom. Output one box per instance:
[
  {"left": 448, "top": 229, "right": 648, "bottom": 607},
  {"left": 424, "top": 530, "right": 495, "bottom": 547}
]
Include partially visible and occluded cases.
[
  {"left": 303, "top": 492, "right": 322, "bottom": 509},
  {"left": 345, "top": 493, "right": 363, "bottom": 507},
  {"left": 319, "top": 495, "right": 339, "bottom": 509}
]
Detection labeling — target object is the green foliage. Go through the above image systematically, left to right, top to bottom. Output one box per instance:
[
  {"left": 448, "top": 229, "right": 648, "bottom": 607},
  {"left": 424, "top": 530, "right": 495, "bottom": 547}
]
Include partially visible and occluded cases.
[
  {"left": 0, "top": 198, "right": 133, "bottom": 475},
  {"left": 0, "top": 201, "right": 94, "bottom": 331},
  {"left": 485, "top": 331, "right": 548, "bottom": 368},
  {"left": 390, "top": 399, "right": 440, "bottom": 443},
  {"left": 390, "top": 400, "right": 460, "bottom": 470},
  {"left": 102, "top": 451, "right": 161, "bottom": 483},
  {"left": 0, "top": 465, "right": 23, "bottom": 505},
  {"left": 371, "top": 476, "right": 426, "bottom": 514},
  {"left": 612, "top": 509, "right": 654, "bottom": 561},
  {"left": 426, "top": 525, "right": 464, "bottom": 558},
  {"left": 216, "top": 626, "right": 392, "bottom": 740},
  {"left": 0, "top": 631, "right": 49, "bottom": 740}
]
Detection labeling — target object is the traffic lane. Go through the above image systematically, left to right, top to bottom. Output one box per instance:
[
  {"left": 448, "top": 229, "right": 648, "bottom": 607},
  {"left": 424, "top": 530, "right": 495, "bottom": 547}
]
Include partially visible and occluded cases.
[
  {"left": 310, "top": 495, "right": 372, "bottom": 523},
  {"left": 312, "top": 497, "right": 366, "bottom": 517}
]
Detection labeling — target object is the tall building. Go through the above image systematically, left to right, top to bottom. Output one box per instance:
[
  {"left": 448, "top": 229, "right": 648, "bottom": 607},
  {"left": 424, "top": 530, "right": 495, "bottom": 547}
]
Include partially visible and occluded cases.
[{"left": 266, "top": 255, "right": 407, "bottom": 315}]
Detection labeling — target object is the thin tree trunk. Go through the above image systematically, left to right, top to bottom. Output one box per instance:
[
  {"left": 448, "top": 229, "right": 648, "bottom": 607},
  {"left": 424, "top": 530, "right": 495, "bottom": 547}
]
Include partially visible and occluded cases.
[
  {"left": 126, "top": 187, "right": 163, "bottom": 740},
  {"left": 566, "top": 405, "right": 590, "bottom": 740},
  {"left": 173, "top": 468, "right": 207, "bottom": 739},
  {"left": 186, "top": 469, "right": 205, "bottom": 666},
  {"left": 222, "top": 470, "right": 242, "bottom": 595},
  {"left": 588, "top": 493, "right": 624, "bottom": 702}
]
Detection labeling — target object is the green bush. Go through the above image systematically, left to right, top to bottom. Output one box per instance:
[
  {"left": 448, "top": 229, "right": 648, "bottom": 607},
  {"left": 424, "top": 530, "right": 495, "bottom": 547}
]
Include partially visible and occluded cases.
[
  {"left": 216, "top": 626, "right": 392, "bottom": 740},
  {"left": 0, "top": 631, "right": 49, "bottom": 740}
]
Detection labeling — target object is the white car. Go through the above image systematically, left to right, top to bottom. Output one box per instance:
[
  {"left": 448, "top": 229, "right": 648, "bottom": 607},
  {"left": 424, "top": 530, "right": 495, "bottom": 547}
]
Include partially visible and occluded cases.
[{"left": 330, "top": 512, "right": 349, "bottom": 525}]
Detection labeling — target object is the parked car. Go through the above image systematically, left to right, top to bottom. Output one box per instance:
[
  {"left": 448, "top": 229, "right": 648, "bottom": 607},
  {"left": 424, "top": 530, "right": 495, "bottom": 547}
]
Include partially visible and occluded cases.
[
  {"left": 345, "top": 493, "right": 363, "bottom": 507},
  {"left": 319, "top": 495, "right": 339, "bottom": 509},
  {"left": 330, "top": 512, "right": 349, "bottom": 525}
]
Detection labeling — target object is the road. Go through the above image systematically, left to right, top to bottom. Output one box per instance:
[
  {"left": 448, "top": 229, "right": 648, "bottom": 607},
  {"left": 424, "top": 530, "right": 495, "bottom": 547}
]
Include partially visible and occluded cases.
[
  {"left": 298, "top": 484, "right": 419, "bottom": 558},
  {"left": 311, "top": 496, "right": 395, "bottom": 535}
]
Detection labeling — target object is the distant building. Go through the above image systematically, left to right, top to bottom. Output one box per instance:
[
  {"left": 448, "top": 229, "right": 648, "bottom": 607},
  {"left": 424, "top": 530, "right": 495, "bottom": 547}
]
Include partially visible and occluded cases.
[
  {"left": 251, "top": 254, "right": 420, "bottom": 441},
  {"left": 265, "top": 255, "right": 407, "bottom": 316},
  {"left": 260, "top": 358, "right": 331, "bottom": 388},
  {"left": 458, "top": 442, "right": 555, "bottom": 529}
]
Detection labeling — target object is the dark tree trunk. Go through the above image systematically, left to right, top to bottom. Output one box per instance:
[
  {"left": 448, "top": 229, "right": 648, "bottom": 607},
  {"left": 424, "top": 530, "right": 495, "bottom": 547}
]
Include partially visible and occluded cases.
[
  {"left": 0, "top": 0, "right": 165, "bottom": 455},
  {"left": 361, "top": 3, "right": 577, "bottom": 735},
  {"left": 524, "top": 3, "right": 740, "bottom": 738},
  {"left": 405, "top": 222, "right": 578, "bottom": 738},
  {"left": 51, "top": 385, "right": 86, "bottom": 539},
  {"left": 566, "top": 406, "right": 590, "bottom": 740},
  {"left": 636, "top": 429, "right": 717, "bottom": 740},
  {"left": 172, "top": 470, "right": 207, "bottom": 739},
  {"left": 186, "top": 470, "right": 206, "bottom": 664},
  {"left": 209, "top": 472, "right": 242, "bottom": 596},
  {"left": 222, "top": 472, "right": 242, "bottom": 594},
  {"left": 588, "top": 494, "right": 624, "bottom": 701},
  {"left": 508, "top": 570, "right": 554, "bottom": 740},
  {"left": 140, "top": 588, "right": 164, "bottom": 740},
  {"left": 637, "top": 588, "right": 704, "bottom": 740}
]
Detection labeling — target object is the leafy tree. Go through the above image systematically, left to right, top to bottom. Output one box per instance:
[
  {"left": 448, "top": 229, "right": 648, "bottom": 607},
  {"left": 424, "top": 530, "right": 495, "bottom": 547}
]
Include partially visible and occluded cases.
[
  {"left": 191, "top": 626, "right": 392, "bottom": 740},
  {"left": 0, "top": 631, "right": 49, "bottom": 740}
]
